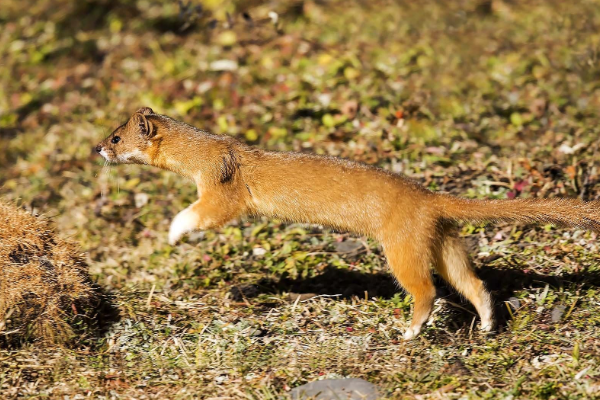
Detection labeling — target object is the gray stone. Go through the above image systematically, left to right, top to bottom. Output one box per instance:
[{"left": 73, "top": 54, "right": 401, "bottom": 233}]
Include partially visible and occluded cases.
[
  {"left": 333, "top": 240, "right": 364, "bottom": 254},
  {"left": 507, "top": 297, "right": 520, "bottom": 310},
  {"left": 551, "top": 305, "right": 566, "bottom": 322},
  {"left": 289, "top": 378, "right": 382, "bottom": 400}
]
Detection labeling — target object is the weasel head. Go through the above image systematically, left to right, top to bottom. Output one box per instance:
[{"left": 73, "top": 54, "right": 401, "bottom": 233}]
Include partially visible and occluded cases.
[{"left": 95, "top": 107, "right": 158, "bottom": 165}]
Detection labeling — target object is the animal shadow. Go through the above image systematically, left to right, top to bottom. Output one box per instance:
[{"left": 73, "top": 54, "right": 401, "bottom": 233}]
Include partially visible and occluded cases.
[
  {"left": 230, "top": 264, "right": 600, "bottom": 333},
  {"left": 230, "top": 266, "right": 400, "bottom": 302}
]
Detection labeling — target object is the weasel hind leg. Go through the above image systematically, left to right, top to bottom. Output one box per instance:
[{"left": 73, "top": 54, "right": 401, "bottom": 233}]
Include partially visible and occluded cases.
[
  {"left": 432, "top": 225, "right": 494, "bottom": 332},
  {"left": 385, "top": 240, "right": 436, "bottom": 340}
]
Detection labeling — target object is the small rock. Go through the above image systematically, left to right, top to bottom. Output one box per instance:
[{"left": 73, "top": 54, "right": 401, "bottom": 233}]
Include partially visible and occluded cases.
[
  {"left": 209, "top": 60, "right": 238, "bottom": 72},
  {"left": 318, "top": 93, "right": 332, "bottom": 107},
  {"left": 558, "top": 143, "right": 585, "bottom": 155},
  {"left": 134, "top": 192, "right": 149, "bottom": 208},
  {"left": 188, "top": 231, "right": 205, "bottom": 242},
  {"left": 333, "top": 240, "right": 363, "bottom": 254},
  {"left": 252, "top": 247, "right": 267, "bottom": 256},
  {"left": 288, "top": 293, "right": 317, "bottom": 302},
  {"left": 506, "top": 297, "right": 520, "bottom": 310},
  {"left": 551, "top": 305, "right": 566, "bottom": 322},
  {"left": 289, "top": 378, "right": 381, "bottom": 400}
]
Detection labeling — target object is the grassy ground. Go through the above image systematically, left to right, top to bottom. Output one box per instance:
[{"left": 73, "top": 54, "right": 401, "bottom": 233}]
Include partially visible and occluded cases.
[{"left": 2, "top": 0, "right": 600, "bottom": 398}]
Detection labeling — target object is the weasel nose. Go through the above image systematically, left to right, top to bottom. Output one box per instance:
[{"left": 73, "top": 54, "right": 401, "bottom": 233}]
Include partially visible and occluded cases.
[{"left": 95, "top": 145, "right": 102, "bottom": 153}]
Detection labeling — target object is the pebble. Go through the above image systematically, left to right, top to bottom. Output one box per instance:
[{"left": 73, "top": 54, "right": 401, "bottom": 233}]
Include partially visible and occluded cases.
[
  {"left": 551, "top": 305, "right": 566, "bottom": 322},
  {"left": 289, "top": 378, "right": 381, "bottom": 400}
]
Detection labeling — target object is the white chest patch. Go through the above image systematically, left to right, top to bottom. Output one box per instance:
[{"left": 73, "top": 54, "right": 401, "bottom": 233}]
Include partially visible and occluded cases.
[{"left": 119, "top": 149, "right": 148, "bottom": 164}]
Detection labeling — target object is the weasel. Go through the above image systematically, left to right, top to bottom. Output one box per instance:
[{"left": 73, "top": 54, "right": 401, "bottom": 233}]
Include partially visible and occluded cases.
[{"left": 96, "top": 107, "right": 600, "bottom": 340}]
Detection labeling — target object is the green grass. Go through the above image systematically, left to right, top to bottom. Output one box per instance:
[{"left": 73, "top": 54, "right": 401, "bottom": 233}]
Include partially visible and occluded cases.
[{"left": 2, "top": 0, "right": 600, "bottom": 398}]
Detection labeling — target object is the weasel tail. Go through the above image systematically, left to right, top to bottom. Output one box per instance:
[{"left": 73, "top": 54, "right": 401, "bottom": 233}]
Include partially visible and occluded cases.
[{"left": 435, "top": 195, "right": 600, "bottom": 231}]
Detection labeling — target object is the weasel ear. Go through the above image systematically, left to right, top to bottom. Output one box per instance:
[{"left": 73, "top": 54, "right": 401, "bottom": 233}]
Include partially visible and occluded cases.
[
  {"left": 136, "top": 107, "right": 154, "bottom": 115},
  {"left": 132, "top": 112, "right": 155, "bottom": 137}
]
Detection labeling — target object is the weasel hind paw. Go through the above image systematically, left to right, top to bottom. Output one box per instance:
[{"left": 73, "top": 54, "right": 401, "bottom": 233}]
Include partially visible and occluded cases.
[
  {"left": 480, "top": 319, "right": 494, "bottom": 332},
  {"left": 403, "top": 327, "right": 420, "bottom": 340}
]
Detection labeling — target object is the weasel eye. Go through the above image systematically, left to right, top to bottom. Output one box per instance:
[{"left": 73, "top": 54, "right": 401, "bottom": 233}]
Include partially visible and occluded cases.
[{"left": 111, "top": 136, "right": 121, "bottom": 144}]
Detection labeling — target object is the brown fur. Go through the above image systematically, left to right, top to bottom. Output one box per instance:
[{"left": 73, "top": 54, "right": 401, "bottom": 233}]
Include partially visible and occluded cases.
[{"left": 97, "top": 108, "right": 600, "bottom": 339}]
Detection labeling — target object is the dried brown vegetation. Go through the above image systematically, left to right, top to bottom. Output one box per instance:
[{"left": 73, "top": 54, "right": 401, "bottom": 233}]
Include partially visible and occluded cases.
[{"left": 0, "top": 200, "right": 100, "bottom": 345}]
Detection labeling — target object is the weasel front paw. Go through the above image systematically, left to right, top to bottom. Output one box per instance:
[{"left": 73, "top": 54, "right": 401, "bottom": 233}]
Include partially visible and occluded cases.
[
  {"left": 168, "top": 207, "right": 199, "bottom": 245},
  {"left": 168, "top": 228, "right": 183, "bottom": 246}
]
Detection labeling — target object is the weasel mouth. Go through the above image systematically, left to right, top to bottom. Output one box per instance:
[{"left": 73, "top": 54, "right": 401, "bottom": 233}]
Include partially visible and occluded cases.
[{"left": 98, "top": 149, "right": 113, "bottom": 162}]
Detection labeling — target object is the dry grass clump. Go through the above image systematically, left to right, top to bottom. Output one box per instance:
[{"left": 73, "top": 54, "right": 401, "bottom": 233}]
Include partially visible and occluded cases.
[{"left": 0, "top": 200, "right": 100, "bottom": 345}]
